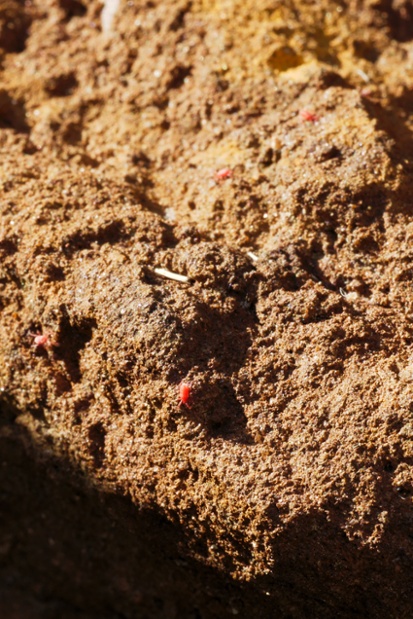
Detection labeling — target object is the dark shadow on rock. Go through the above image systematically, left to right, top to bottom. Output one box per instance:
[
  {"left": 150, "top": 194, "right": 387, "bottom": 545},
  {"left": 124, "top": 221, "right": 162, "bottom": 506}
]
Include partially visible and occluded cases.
[
  {"left": 59, "top": 0, "right": 87, "bottom": 20},
  {"left": 375, "top": 0, "right": 413, "bottom": 43},
  {"left": 0, "top": 1, "right": 32, "bottom": 53},
  {"left": 45, "top": 72, "right": 79, "bottom": 98},
  {"left": 0, "top": 90, "right": 29, "bottom": 133},
  {"left": 361, "top": 90, "right": 413, "bottom": 217},
  {"left": 61, "top": 220, "right": 133, "bottom": 258},
  {"left": 54, "top": 307, "right": 97, "bottom": 384},
  {"left": 179, "top": 374, "right": 254, "bottom": 444},
  {"left": 0, "top": 382, "right": 47, "bottom": 423},
  {"left": 2, "top": 422, "right": 413, "bottom": 618},
  {"left": 0, "top": 425, "right": 274, "bottom": 619},
  {"left": 256, "top": 470, "right": 413, "bottom": 619}
]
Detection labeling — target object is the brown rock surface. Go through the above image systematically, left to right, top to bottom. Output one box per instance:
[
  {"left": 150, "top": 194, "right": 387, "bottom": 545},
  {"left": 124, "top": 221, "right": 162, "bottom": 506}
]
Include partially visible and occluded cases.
[{"left": 1, "top": 0, "right": 413, "bottom": 617}]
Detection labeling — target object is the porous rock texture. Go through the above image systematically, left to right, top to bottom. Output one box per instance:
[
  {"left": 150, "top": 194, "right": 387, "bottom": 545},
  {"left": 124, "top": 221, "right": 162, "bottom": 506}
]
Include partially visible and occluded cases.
[{"left": 1, "top": 0, "right": 413, "bottom": 617}]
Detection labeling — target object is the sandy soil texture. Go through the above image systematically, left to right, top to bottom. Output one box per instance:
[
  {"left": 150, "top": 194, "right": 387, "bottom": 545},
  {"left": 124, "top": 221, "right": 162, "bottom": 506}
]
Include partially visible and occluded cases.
[{"left": 1, "top": 0, "right": 413, "bottom": 617}]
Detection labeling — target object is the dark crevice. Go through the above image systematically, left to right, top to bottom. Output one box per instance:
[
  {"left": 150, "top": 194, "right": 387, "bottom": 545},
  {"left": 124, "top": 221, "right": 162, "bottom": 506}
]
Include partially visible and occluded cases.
[
  {"left": 0, "top": 1, "right": 32, "bottom": 53},
  {"left": 0, "top": 90, "right": 29, "bottom": 133},
  {"left": 61, "top": 220, "right": 133, "bottom": 257},
  {"left": 55, "top": 309, "right": 97, "bottom": 384}
]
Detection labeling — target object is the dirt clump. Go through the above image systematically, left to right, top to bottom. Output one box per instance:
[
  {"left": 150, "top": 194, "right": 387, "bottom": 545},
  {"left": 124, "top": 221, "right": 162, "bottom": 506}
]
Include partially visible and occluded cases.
[{"left": 1, "top": 0, "right": 413, "bottom": 617}]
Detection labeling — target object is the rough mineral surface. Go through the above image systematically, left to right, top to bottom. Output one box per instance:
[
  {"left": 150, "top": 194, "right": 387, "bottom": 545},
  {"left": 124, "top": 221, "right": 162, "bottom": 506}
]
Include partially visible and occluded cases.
[{"left": 1, "top": 0, "right": 413, "bottom": 617}]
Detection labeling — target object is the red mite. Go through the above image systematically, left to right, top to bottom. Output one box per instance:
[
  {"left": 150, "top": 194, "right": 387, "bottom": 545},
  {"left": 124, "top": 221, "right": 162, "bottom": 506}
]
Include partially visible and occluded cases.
[
  {"left": 299, "top": 109, "right": 318, "bottom": 122},
  {"left": 215, "top": 167, "right": 233, "bottom": 181},
  {"left": 29, "top": 331, "right": 55, "bottom": 350},
  {"left": 179, "top": 382, "right": 191, "bottom": 408}
]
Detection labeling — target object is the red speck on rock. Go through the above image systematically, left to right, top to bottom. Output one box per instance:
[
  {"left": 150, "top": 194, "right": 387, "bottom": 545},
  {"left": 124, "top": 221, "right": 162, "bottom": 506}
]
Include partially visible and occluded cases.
[
  {"left": 299, "top": 109, "right": 318, "bottom": 122},
  {"left": 215, "top": 168, "right": 233, "bottom": 181},
  {"left": 29, "top": 331, "right": 56, "bottom": 350},
  {"left": 179, "top": 381, "right": 191, "bottom": 408}
]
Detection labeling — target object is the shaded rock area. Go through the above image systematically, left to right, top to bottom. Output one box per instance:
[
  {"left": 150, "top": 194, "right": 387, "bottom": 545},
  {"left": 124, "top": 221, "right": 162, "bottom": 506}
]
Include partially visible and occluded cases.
[{"left": 1, "top": 0, "right": 413, "bottom": 617}]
